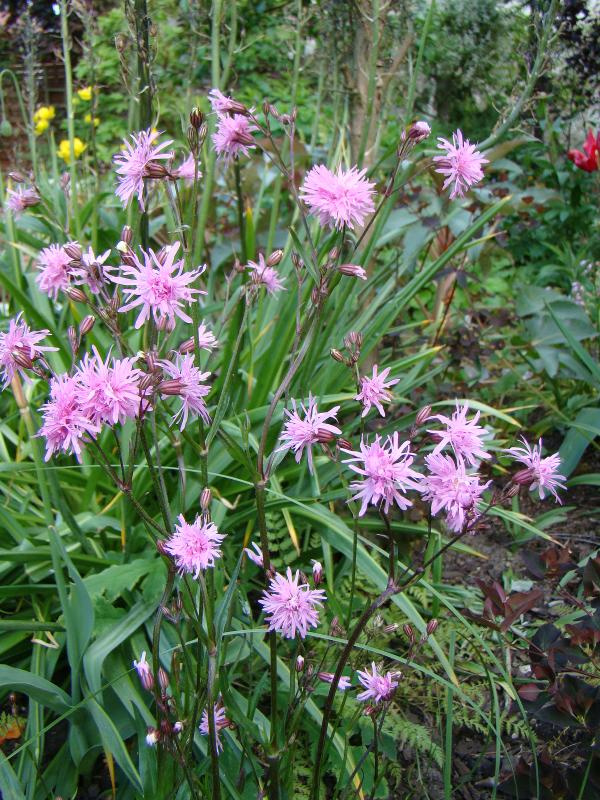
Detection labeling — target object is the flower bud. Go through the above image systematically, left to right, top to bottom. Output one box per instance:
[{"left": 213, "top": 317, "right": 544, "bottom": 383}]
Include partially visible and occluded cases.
[
  {"left": 189, "top": 107, "right": 204, "bottom": 130},
  {"left": 408, "top": 120, "right": 431, "bottom": 142},
  {"left": 198, "top": 122, "right": 208, "bottom": 144},
  {"left": 187, "top": 125, "right": 198, "bottom": 153},
  {"left": 145, "top": 163, "right": 170, "bottom": 180},
  {"left": 8, "top": 171, "right": 27, "bottom": 183},
  {"left": 60, "top": 172, "right": 70, "bottom": 190},
  {"left": 120, "top": 225, "right": 133, "bottom": 245},
  {"left": 64, "top": 242, "right": 82, "bottom": 261},
  {"left": 328, "top": 246, "right": 340, "bottom": 262},
  {"left": 267, "top": 249, "right": 284, "bottom": 267},
  {"left": 291, "top": 252, "right": 303, "bottom": 269},
  {"left": 338, "top": 263, "right": 367, "bottom": 280},
  {"left": 66, "top": 287, "right": 88, "bottom": 304},
  {"left": 79, "top": 315, "right": 96, "bottom": 337},
  {"left": 156, "top": 315, "right": 175, "bottom": 332},
  {"left": 67, "top": 326, "right": 79, "bottom": 355},
  {"left": 12, "top": 347, "right": 34, "bottom": 371},
  {"left": 330, "top": 349, "right": 345, "bottom": 363},
  {"left": 139, "top": 372, "right": 156, "bottom": 392},
  {"left": 158, "top": 379, "right": 185, "bottom": 396},
  {"left": 415, "top": 405, "right": 432, "bottom": 426},
  {"left": 316, "top": 428, "right": 336, "bottom": 444},
  {"left": 338, "top": 438, "right": 352, "bottom": 450},
  {"left": 512, "top": 468, "right": 535, "bottom": 487},
  {"left": 504, "top": 483, "right": 521, "bottom": 498},
  {"left": 200, "top": 487, "right": 212, "bottom": 510},
  {"left": 156, "top": 539, "right": 169, "bottom": 557},
  {"left": 311, "top": 560, "right": 323, "bottom": 585},
  {"left": 426, "top": 619, "right": 439, "bottom": 637},
  {"left": 383, "top": 623, "right": 399, "bottom": 635},
  {"left": 403, "top": 623, "right": 414, "bottom": 642},
  {"left": 296, "top": 654, "right": 305, "bottom": 672},
  {"left": 158, "top": 667, "right": 169, "bottom": 691},
  {"left": 173, "top": 720, "right": 184, "bottom": 734},
  {"left": 146, "top": 727, "right": 159, "bottom": 747}
]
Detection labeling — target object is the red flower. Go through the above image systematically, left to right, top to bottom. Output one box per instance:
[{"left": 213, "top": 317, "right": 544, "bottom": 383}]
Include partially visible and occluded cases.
[{"left": 567, "top": 130, "right": 599, "bottom": 173}]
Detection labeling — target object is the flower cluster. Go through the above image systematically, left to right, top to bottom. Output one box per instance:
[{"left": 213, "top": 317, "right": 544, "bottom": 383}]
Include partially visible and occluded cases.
[
  {"left": 209, "top": 89, "right": 257, "bottom": 163},
  {"left": 300, "top": 164, "right": 376, "bottom": 230},
  {"left": 0, "top": 314, "right": 57, "bottom": 388},
  {"left": 277, "top": 394, "right": 341, "bottom": 474},
  {"left": 164, "top": 514, "right": 226, "bottom": 578},
  {"left": 259, "top": 567, "right": 326, "bottom": 639}
]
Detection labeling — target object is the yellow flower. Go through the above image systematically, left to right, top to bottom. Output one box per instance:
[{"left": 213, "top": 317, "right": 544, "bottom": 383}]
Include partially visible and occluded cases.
[
  {"left": 77, "top": 86, "right": 92, "bottom": 101},
  {"left": 34, "top": 105, "right": 55, "bottom": 123},
  {"left": 84, "top": 113, "right": 100, "bottom": 127},
  {"left": 35, "top": 119, "right": 50, "bottom": 136},
  {"left": 57, "top": 137, "right": 87, "bottom": 164}
]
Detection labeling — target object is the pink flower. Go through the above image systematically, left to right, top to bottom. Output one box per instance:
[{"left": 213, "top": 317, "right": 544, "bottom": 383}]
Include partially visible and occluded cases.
[
  {"left": 208, "top": 88, "right": 240, "bottom": 115},
  {"left": 212, "top": 114, "right": 257, "bottom": 163},
  {"left": 114, "top": 129, "right": 174, "bottom": 210},
  {"left": 433, "top": 130, "right": 488, "bottom": 199},
  {"left": 174, "top": 152, "right": 201, "bottom": 183},
  {"left": 300, "top": 164, "right": 376, "bottom": 230},
  {"left": 6, "top": 186, "right": 40, "bottom": 216},
  {"left": 108, "top": 242, "right": 205, "bottom": 329},
  {"left": 36, "top": 243, "right": 73, "bottom": 299},
  {"left": 71, "top": 246, "right": 111, "bottom": 294},
  {"left": 247, "top": 254, "right": 285, "bottom": 295},
  {"left": 0, "top": 314, "right": 57, "bottom": 388},
  {"left": 179, "top": 322, "right": 219, "bottom": 354},
  {"left": 76, "top": 347, "right": 143, "bottom": 425},
  {"left": 160, "top": 353, "right": 210, "bottom": 430},
  {"left": 355, "top": 365, "right": 399, "bottom": 418},
  {"left": 38, "top": 373, "right": 100, "bottom": 461},
  {"left": 277, "top": 394, "right": 341, "bottom": 474},
  {"left": 428, "top": 402, "right": 490, "bottom": 466},
  {"left": 342, "top": 434, "right": 421, "bottom": 516},
  {"left": 506, "top": 437, "right": 566, "bottom": 503},
  {"left": 420, "top": 453, "right": 490, "bottom": 533},
  {"left": 164, "top": 514, "right": 226, "bottom": 577},
  {"left": 244, "top": 541, "right": 263, "bottom": 567},
  {"left": 259, "top": 567, "right": 326, "bottom": 639},
  {"left": 133, "top": 651, "right": 153, "bottom": 691},
  {"left": 356, "top": 662, "right": 399, "bottom": 703},
  {"left": 318, "top": 672, "right": 352, "bottom": 691},
  {"left": 199, "top": 700, "right": 230, "bottom": 754}
]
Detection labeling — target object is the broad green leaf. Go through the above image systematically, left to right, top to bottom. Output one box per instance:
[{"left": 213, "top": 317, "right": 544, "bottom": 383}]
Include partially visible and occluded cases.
[{"left": 0, "top": 666, "right": 71, "bottom": 714}]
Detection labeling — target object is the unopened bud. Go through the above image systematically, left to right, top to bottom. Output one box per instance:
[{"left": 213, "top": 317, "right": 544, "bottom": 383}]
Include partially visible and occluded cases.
[
  {"left": 189, "top": 107, "right": 204, "bottom": 130},
  {"left": 279, "top": 113, "right": 292, "bottom": 125},
  {"left": 408, "top": 120, "right": 431, "bottom": 142},
  {"left": 198, "top": 122, "right": 208, "bottom": 144},
  {"left": 187, "top": 125, "right": 198, "bottom": 152},
  {"left": 233, "top": 129, "right": 255, "bottom": 147},
  {"left": 145, "top": 163, "right": 170, "bottom": 180},
  {"left": 8, "top": 171, "right": 27, "bottom": 183},
  {"left": 60, "top": 172, "right": 70, "bottom": 190},
  {"left": 120, "top": 225, "right": 133, "bottom": 245},
  {"left": 64, "top": 242, "right": 82, "bottom": 261},
  {"left": 328, "top": 246, "right": 340, "bottom": 262},
  {"left": 267, "top": 249, "right": 284, "bottom": 267},
  {"left": 291, "top": 252, "right": 303, "bottom": 269},
  {"left": 338, "top": 263, "right": 367, "bottom": 280},
  {"left": 66, "top": 287, "right": 88, "bottom": 304},
  {"left": 311, "top": 287, "right": 320, "bottom": 305},
  {"left": 79, "top": 315, "right": 96, "bottom": 336},
  {"left": 156, "top": 315, "right": 175, "bottom": 332},
  {"left": 67, "top": 326, "right": 78, "bottom": 355},
  {"left": 178, "top": 337, "right": 195, "bottom": 354},
  {"left": 12, "top": 347, "right": 34, "bottom": 371},
  {"left": 330, "top": 349, "right": 345, "bottom": 363},
  {"left": 158, "top": 379, "right": 185, "bottom": 396},
  {"left": 415, "top": 405, "right": 432, "bottom": 426},
  {"left": 316, "top": 428, "right": 336, "bottom": 444},
  {"left": 338, "top": 438, "right": 352, "bottom": 450},
  {"left": 513, "top": 468, "right": 535, "bottom": 487},
  {"left": 504, "top": 483, "right": 520, "bottom": 498},
  {"left": 200, "top": 487, "right": 212, "bottom": 510},
  {"left": 156, "top": 539, "right": 169, "bottom": 557},
  {"left": 311, "top": 560, "right": 323, "bottom": 585},
  {"left": 426, "top": 619, "right": 438, "bottom": 637},
  {"left": 383, "top": 623, "right": 399, "bottom": 635},
  {"left": 403, "top": 623, "right": 415, "bottom": 642},
  {"left": 296, "top": 655, "right": 305, "bottom": 672},
  {"left": 158, "top": 667, "right": 169, "bottom": 691},
  {"left": 173, "top": 720, "right": 184, "bottom": 734}
]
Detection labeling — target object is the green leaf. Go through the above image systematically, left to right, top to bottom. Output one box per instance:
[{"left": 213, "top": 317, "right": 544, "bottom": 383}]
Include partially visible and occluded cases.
[
  {"left": 559, "top": 407, "right": 600, "bottom": 477},
  {"left": 0, "top": 666, "right": 71, "bottom": 714},
  {"left": 86, "top": 698, "right": 143, "bottom": 793},
  {"left": 0, "top": 748, "right": 25, "bottom": 800}
]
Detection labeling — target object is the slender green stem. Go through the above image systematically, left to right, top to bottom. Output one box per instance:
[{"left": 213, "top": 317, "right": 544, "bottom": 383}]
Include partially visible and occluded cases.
[
  {"left": 59, "top": 0, "right": 80, "bottom": 239},
  {"left": 234, "top": 160, "right": 247, "bottom": 263},
  {"left": 199, "top": 573, "right": 221, "bottom": 800}
]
